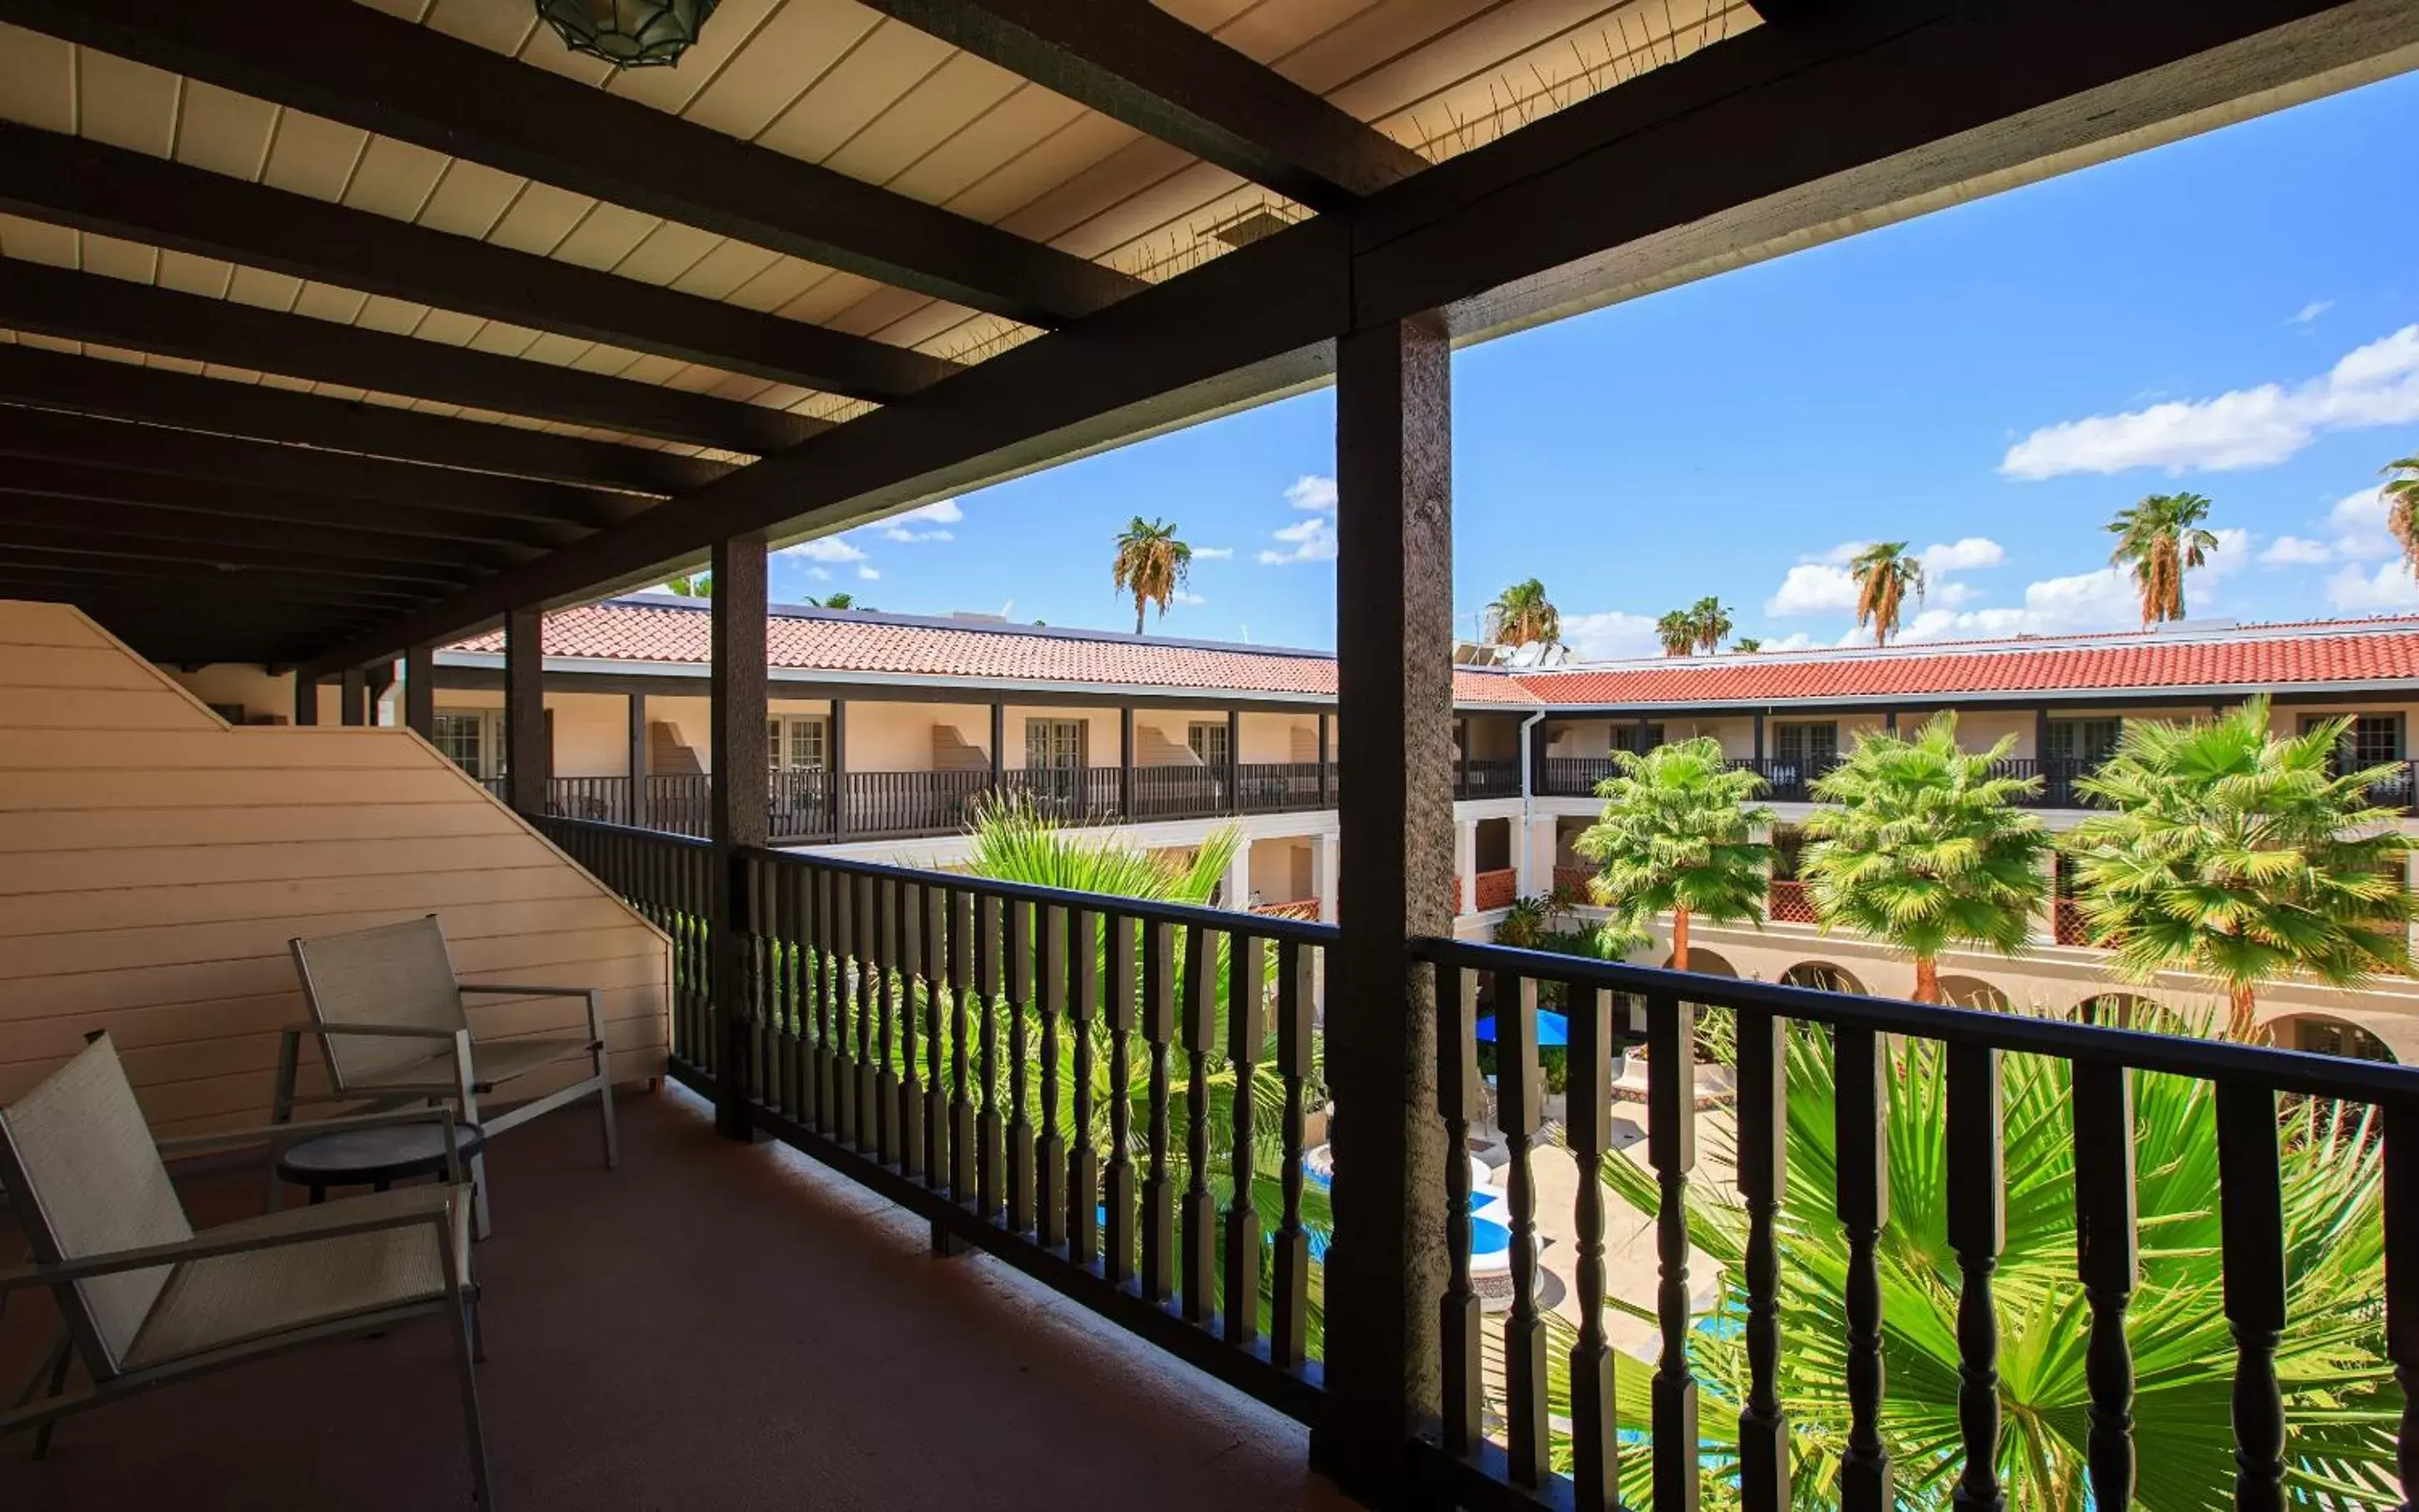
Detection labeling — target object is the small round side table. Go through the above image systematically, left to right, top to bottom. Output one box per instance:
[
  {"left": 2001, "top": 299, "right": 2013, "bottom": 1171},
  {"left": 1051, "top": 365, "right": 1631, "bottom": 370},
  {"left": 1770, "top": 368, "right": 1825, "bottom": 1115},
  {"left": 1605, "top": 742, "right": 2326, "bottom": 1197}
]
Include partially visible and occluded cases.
[{"left": 275, "top": 1121, "right": 485, "bottom": 1205}]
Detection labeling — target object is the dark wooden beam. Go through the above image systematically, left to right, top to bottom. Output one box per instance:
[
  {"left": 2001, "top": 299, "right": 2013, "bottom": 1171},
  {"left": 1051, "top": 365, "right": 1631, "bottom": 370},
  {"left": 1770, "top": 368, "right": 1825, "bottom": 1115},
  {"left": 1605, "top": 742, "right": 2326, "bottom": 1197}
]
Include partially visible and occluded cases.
[
  {"left": 2, "top": 0, "right": 1143, "bottom": 327},
  {"left": 301, "top": 0, "right": 2417, "bottom": 673},
  {"left": 855, "top": 0, "right": 1426, "bottom": 210},
  {"left": 0, "top": 123, "right": 960, "bottom": 404},
  {"left": 0, "top": 259, "right": 816, "bottom": 453},
  {"left": 0, "top": 341, "right": 731, "bottom": 495},
  {"left": 0, "top": 404, "right": 630, "bottom": 530},
  {"left": 0, "top": 455, "right": 578, "bottom": 551},
  {"left": 0, "top": 493, "right": 525, "bottom": 573},
  {"left": 0, "top": 518, "right": 487, "bottom": 585},
  {"left": 0, "top": 552, "right": 434, "bottom": 607},
  {"left": 505, "top": 607, "right": 546, "bottom": 814},
  {"left": 405, "top": 643, "right": 436, "bottom": 740},
  {"left": 339, "top": 666, "right": 368, "bottom": 726}
]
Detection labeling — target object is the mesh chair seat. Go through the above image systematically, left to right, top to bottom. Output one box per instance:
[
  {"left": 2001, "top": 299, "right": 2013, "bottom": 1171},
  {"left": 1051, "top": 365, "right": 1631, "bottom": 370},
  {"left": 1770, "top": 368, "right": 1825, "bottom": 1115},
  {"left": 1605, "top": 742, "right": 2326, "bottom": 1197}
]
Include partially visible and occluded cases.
[
  {"left": 354, "top": 1034, "right": 594, "bottom": 1095},
  {"left": 123, "top": 1186, "right": 472, "bottom": 1369}
]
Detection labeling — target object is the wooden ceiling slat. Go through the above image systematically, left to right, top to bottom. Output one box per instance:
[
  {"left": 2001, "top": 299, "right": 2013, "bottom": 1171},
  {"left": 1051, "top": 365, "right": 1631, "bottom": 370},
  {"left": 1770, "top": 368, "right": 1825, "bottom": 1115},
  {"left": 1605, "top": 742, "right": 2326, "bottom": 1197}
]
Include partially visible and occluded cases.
[
  {"left": 0, "top": 0, "right": 1148, "bottom": 326},
  {"left": 854, "top": 0, "right": 1429, "bottom": 209},
  {"left": 0, "top": 122, "right": 961, "bottom": 403},
  {"left": 0, "top": 257, "right": 820, "bottom": 453},
  {"left": 0, "top": 344, "right": 735, "bottom": 495},
  {"left": 0, "top": 493, "right": 531, "bottom": 572},
  {"left": 0, "top": 517, "right": 488, "bottom": 585}
]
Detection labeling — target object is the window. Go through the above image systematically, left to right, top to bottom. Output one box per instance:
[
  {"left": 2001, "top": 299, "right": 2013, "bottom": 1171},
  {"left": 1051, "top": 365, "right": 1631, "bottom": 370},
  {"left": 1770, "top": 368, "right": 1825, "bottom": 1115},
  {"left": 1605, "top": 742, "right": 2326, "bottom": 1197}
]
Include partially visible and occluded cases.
[
  {"left": 430, "top": 711, "right": 488, "bottom": 777},
  {"left": 2302, "top": 712, "right": 2402, "bottom": 771},
  {"left": 766, "top": 716, "right": 828, "bottom": 771},
  {"left": 1025, "top": 718, "right": 1087, "bottom": 770},
  {"left": 2045, "top": 718, "right": 2123, "bottom": 766},
  {"left": 1188, "top": 720, "right": 1231, "bottom": 766},
  {"left": 1773, "top": 721, "right": 1837, "bottom": 766},
  {"left": 1610, "top": 723, "right": 1665, "bottom": 755},
  {"left": 2294, "top": 1018, "right": 2395, "bottom": 1062}
]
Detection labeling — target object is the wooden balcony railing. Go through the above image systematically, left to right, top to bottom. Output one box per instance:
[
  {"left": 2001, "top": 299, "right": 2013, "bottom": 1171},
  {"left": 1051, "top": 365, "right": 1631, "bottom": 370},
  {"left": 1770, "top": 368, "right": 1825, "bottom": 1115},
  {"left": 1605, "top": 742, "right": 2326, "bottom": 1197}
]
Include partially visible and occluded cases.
[
  {"left": 1768, "top": 877, "right": 1816, "bottom": 924},
  {"left": 1250, "top": 897, "right": 1321, "bottom": 922},
  {"left": 1413, "top": 935, "right": 2419, "bottom": 1511}
]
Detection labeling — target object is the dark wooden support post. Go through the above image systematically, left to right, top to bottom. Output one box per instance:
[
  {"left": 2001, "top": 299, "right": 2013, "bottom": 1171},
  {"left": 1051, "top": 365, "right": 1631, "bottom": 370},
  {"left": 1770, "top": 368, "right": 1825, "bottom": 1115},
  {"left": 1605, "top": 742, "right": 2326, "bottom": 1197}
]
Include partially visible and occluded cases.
[
  {"left": 1317, "top": 311, "right": 1453, "bottom": 1499},
  {"left": 711, "top": 532, "right": 769, "bottom": 1143},
  {"left": 505, "top": 606, "right": 545, "bottom": 815},
  {"left": 404, "top": 643, "right": 435, "bottom": 741},
  {"left": 365, "top": 662, "right": 395, "bottom": 725},
  {"left": 339, "top": 666, "right": 367, "bottom": 726},
  {"left": 292, "top": 673, "right": 319, "bottom": 727},
  {"left": 626, "top": 690, "right": 649, "bottom": 829},
  {"left": 828, "top": 697, "right": 848, "bottom": 841},
  {"left": 988, "top": 701, "right": 1006, "bottom": 794},
  {"left": 1119, "top": 706, "right": 1135, "bottom": 819},
  {"left": 1225, "top": 706, "right": 1242, "bottom": 815},
  {"left": 1884, "top": 709, "right": 1898, "bottom": 736},
  {"left": 1317, "top": 711, "right": 1332, "bottom": 806},
  {"left": 1752, "top": 711, "right": 1766, "bottom": 764},
  {"left": 1634, "top": 712, "right": 1651, "bottom": 754}
]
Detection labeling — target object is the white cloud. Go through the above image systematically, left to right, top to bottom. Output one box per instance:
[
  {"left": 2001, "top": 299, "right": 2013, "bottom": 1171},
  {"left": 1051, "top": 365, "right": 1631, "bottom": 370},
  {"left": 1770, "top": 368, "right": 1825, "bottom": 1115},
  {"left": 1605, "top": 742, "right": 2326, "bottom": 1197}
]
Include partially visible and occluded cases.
[
  {"left": 2290, "top": 299, "right": 2335, "bottom": 325},
  {"left": 2002, "top": 325, "right": 2419, "bottom": 478},
  {"left": 1284, "top": 475, "right": 1337, "bottom": 512},
  {"left": 2329, "top": 486, "right": 2402, "bottom": 559},
  {"left": 899, "top": 500, "right": 963, "bottom": 525},
  {"left": 1258, "top": 515, "right": 1336, "bottom": 565},
  {"left": 881, "top": 525, "right": 953, "bottom": 542},
  {"left": 1888, "top": 530, "right": 2250, "bottom": 641},
  {"left": 2262, "top": 535, "right": 2336, "bottom": 565},
  {"left": 779, "top": 537, "right": 868, "bottom": 562},
  {"left": 1919, "top": 537, "right": 2005, "bottom": 571},
  {"left": 1803, "top": 540, "right": 1868, "bottom": 565},
  {"left": 1194, "top": 546, "right": 1235, "bottom": 560},
  {"left": 2326, "top": 561, "right": 2419, "bottom": 610},
  {"left": 1764, "top": 563, "right": 1860, "bottom": 616},
  {"left": 808, "top": 565, "right": 833, "bottom": 581},
  {"left": 857, "top": 565, "right": 881, "bottom": 581},
  {"left": 1932, "top": 580, "right": 1977, "bottom": 608},
  {"left": 1171, "top": 590, "right": 1207, "bottom": 605},
  {"left": 1559, "top": 611, "right": 1662, "bottom": 660}
]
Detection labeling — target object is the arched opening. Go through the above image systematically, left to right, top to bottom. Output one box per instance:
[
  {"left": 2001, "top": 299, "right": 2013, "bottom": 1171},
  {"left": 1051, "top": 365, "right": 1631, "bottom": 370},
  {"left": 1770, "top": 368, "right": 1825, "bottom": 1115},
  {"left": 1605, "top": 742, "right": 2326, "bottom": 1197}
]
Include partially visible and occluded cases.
[
  {"left": 1665, "top": 948, "right": 1738, "bottom": 978},
  {"left": 1782, "top": 961, "right": 1866, "bottom": 995},
  {"left": 1935, "top": 975, "right": 2009, "bottom": 1011},
  {"left": 2077, "top": 992, "right": 2156, "bottom": 1029},
  {"left": 2276, "top": 1014, "right": 2396, "bottom": 1063}
]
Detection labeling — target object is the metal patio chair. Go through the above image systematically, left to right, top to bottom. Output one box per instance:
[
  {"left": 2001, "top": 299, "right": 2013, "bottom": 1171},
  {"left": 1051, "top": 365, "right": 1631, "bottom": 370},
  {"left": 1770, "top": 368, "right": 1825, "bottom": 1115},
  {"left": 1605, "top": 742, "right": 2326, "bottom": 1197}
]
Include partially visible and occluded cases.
[
  {"left": 282, "top": 915, "right": 618, "bottom": 1239},
  {"left": 0, "top": 1033, "right": 489, "bottom": 1504}
]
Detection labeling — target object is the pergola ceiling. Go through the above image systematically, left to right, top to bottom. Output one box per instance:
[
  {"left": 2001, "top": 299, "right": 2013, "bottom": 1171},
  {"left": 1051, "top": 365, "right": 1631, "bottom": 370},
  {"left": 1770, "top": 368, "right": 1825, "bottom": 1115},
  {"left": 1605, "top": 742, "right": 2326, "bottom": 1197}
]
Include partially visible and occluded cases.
[{"left": 0, "top": 0, "right": 2408, "bottom": 670}]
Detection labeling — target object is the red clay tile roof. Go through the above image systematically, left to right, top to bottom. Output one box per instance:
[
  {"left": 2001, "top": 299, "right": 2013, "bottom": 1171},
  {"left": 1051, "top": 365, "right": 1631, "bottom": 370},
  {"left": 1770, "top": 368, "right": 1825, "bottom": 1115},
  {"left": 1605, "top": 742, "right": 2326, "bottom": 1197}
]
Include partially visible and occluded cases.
[
  {"left": 453, "top": 599, "right": 1534, "bottom": 704},
  {"left": 453, "top": 600, "right": 2419, "bottom": 708}
]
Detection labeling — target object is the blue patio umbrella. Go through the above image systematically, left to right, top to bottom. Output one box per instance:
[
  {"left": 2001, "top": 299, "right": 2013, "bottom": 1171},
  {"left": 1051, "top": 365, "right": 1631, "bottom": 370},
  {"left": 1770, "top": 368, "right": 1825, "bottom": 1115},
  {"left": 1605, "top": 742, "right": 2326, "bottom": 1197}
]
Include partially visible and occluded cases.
[{"left": 1473, "top": 1010, "right": 1569, "bottom": 1047}]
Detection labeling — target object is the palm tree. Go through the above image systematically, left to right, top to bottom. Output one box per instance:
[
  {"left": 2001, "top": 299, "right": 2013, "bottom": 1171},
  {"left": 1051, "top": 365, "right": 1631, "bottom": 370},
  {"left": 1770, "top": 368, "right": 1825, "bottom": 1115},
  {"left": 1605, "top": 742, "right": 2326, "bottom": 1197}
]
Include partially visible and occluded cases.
[
  {"left": 2383, "top": 456, "right": 2419, "bottom": 577},
  {"left": 2107, "top": 491, "right": 2220, "bottom": 627},
  {"left": 1111, "top": 516, "right": 1194, "bottom": 635},
  {"left": 1847, "top": 541, "right": 1924, "bottom": 646},
  {"left": 664, "top": 572, "right": 712, "bottom": 597},
  {"left": 1488, "top": 579, "right": 1561, "bottom": 646},
  {"left": 807, "top": 591, "right": 856, "bottom": 610},
  {"left": 1688, "top": 595, "right": 1733, "bottom": 655},
  {"left": 1656, "top": 609, "right": 1697, "bottom": 657},
  {"left": 1731, "top": 637, "right": 1763, "bottom": 654},
  {"left": 2064, "top": 696, "right": 2416, "bottom": 1039},
  {"left": 1799, "top": 714, "right": 2049, "bottom": 1002},
  {"left": 1571, "top": 736, "right": 1773, "bottom": 970},
  {"left": 1584, "top": 1017, "right": 2398, "bottom": 1506}
]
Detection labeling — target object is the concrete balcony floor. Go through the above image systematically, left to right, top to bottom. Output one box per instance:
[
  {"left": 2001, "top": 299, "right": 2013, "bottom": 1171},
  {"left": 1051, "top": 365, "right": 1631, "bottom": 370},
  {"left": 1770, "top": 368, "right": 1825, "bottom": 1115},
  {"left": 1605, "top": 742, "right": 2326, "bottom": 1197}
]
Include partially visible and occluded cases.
[{"left": 0, "top": 1088, "right": 1354, "bottom": 1511}]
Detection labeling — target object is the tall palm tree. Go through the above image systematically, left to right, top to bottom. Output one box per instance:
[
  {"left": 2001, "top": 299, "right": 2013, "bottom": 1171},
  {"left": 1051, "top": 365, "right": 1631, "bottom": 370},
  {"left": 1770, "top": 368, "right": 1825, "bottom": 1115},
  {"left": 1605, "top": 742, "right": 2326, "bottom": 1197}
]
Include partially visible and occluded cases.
[
  {"left": 2383, "top": 456, "right": 2419, "bottom": 577},
  {"left": 2107, "top": 491, "right": 2220, "bottom": 627},
  {"left": 1111, "top": 516, "right": 1194, "bottom": 635},
  {"left": 1847, "top": 541, "right": 1924, "bottom": 647},
  {"left": 664, "top": 572, "right": 712, "bottom": 597},
  {"left": 1487, "top": 579, "right": 1561, "bottom": 646},
  {"left": 805, "top": 591, "right": 855, "bottom": 610},
  {"left": 1688, "top": 595, "right": 1733, "bottom": 655},
  {"left": 1656, "top": 609, "right": 1697, "bottom": 657},
  {"left": 1731, "top": 637, "right": 1763, "bottom": 654},
  {"left": 2064, "top": 696, "right": 2416, "bottom": 1039},
  {"left": 1799, "top": 714, "right": 2049, "bottom": 1002},
  {"left": 1571, "top": 736, "right": 1773, "bottom": 970}
]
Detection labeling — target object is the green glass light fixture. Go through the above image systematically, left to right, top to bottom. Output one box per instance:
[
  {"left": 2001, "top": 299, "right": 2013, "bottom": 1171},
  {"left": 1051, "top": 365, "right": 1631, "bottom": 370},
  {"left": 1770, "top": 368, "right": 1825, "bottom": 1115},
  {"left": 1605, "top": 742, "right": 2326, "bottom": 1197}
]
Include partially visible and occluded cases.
[{"left": 535, "top": 0, "right": 718, "bottom": 68}]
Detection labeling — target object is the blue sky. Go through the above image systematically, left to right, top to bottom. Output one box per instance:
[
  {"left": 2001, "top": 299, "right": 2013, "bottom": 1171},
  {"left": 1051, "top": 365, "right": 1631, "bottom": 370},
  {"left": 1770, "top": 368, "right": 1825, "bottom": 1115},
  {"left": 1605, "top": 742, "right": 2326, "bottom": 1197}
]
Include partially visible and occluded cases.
[{"left": 765, "top": 68, "right": 2419, "bottom": 657}]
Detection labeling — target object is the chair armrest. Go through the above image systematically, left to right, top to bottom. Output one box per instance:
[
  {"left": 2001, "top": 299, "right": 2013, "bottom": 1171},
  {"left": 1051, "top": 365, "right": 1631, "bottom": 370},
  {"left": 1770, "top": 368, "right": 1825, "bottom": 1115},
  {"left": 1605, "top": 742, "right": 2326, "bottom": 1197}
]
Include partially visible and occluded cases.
[
  {"left": 458, "top": 984, "right": 606, "bottom": 1045},
  {"left": 281, "top": 1021, "right": 465, "bottom": 1039},
  {"left": 155, "top": 1106, "right": 461, "bottom": 1157},
  {"left": 0, "top": 1186, "right": 458, "bottom": 1292}
]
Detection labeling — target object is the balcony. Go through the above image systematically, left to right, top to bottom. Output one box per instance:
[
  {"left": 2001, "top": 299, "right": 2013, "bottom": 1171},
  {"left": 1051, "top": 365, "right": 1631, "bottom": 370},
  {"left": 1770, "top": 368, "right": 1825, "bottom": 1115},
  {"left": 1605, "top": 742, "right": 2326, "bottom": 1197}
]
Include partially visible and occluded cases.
[{"left": 1537, "top": 755, "right": 2419, "bottom": 813}]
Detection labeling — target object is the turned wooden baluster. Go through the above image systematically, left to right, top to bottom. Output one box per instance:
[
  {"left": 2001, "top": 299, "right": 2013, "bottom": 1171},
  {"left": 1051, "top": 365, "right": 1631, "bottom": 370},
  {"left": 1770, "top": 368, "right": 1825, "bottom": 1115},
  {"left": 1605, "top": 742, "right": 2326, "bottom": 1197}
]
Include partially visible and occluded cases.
[
  {"left": 774, "top": 861, "right": 802, "bottom": 1120},
  {"left": 812, "top": 867, "right": 837, "bottom": 1132},
  {"left": 833, "top": 870, "right": 859, "bottom": 1139},
  {"left": 853, "top": 873, "right": 878, "bottom": 1151},
  {"left": 874, "top": 877, "right": 901, "bottom": 1167},
  {"left": 897, "top": 880, "right": 923, "bottom": 1180},
  {"left": 920, "top": 882, "right": 949, "bottom": 1188},
  {"left": 948, "top": 888, "right": 978, "bottom": 1203},
  {"left": 975, "top": 893, "right": 1004, "bottom": 1223},
  {"left": 1006, "top": 899, "right": 1037, "bottom": 1235},
  {"left": 1036, "top": 904, "right": 1068, "bottom": 1249},
  {"left": 1064, "top": 907, "right": 1099, "bottom": 1263},
  {"left": 1104, "top": 913, "right": 1139, "bottom": 1286},
  {"left": 1139, "top": 917, "right": 1177, "bottom": 1305},
  {"left": 1179, "top": 923, "right": 1218, "bottom": 1324},
  {"left": 1221, "top": 929, "right": 1265, "bottom": 1348},
  {"left": 1270, "top": 937, "right": 1313, "bottom": 1371},
  {"left": 1436, "top": 964, "right": 1483, "bottom": 1456},
  {"left": 1499, "top": 970, "right": 1550, "bottom": 1486},
  {"left": 1566, "top": 983, "right": 1618, "bottom": 1511},
  {"left": 1647, "top": 991, "right": 1699, "bottom": 1512},
  {"left": 1736, "top": 1006, "right": 1789, "bottom": 1512},
  {"left": 1837, "top": 1022, "right": 1893, "bottom": 1511},
  {"left": 1947, "top": 1042, "right": 2005, "bottom": 1509},
  {"left": 2071, "top": 1061, "right": 2138, "bottom": 1509},
  {"left": 2216, "top": 1083, "right": 2286, "bottom": 1512},
  {"left": 2381, "top": 1103, "right": 2419, "bottom": 1512}
]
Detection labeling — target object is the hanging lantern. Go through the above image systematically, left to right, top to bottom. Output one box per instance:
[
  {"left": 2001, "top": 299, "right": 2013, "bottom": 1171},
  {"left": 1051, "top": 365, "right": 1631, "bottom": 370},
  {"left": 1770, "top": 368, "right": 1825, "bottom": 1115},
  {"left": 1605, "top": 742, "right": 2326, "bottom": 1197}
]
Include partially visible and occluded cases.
[{"left": 535, "top": 0, "right": 718, "bottom": 68}]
